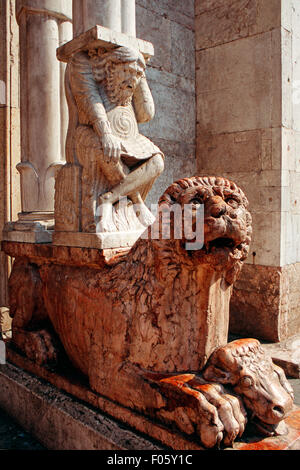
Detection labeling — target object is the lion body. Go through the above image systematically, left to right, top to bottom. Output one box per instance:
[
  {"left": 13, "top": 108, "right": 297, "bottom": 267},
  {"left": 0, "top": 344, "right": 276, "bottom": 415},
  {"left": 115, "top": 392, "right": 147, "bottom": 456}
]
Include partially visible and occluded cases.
[{"left": 11, "top": 176, "right": 279, "bottom": 444}]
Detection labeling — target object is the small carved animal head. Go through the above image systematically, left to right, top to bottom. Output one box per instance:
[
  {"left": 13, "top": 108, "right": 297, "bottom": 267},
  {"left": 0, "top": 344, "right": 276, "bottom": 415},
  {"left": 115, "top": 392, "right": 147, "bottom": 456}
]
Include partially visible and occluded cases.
[
  {"left": 157, "top": 176, "right": 252, "bottom": 284},
  {"left": 203, "top": 339, "right": 294, "bottom": 435}
]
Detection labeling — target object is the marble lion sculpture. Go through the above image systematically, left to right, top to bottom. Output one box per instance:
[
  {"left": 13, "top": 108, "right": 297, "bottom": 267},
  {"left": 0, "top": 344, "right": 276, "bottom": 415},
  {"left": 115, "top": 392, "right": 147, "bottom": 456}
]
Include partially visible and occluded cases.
[{"left": 9, "top": 176, "right": 294, "bottom": 448}]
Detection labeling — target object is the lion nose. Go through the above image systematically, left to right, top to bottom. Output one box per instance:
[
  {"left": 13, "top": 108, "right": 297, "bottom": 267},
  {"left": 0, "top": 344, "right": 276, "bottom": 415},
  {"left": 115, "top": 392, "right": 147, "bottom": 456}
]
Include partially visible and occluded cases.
[
  {"left": 210, "top": 197, "right": 226, "bottom": 218},
  {"left": 270, "top": 393, "right": 293, "bottom": 422},
  {"left": 271, "top": 405, "right": 285, "bottom": 419}
]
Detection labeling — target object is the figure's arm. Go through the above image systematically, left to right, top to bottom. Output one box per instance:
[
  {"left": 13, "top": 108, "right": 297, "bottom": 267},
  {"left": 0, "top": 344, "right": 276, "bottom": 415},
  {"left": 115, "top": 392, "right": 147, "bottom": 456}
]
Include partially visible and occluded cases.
[
  {"left": 69, "top": 52, "right": 121, "bottom": 159},
  {"left": 69, "top": 52, "right": 108, "bottom": 127},
  {"left": 133, "top": 75, "right": 155, "bottom": 123}
]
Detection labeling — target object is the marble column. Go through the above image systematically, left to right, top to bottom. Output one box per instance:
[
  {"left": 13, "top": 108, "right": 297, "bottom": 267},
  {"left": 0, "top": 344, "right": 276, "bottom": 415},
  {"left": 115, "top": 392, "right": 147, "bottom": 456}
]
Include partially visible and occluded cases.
[
  {"left": 15, "top": 0, "right": 72, "bottom": 224},
  {"left": 72, "top": 0, "right": 136, "bottom": 38},
  {"left": 121, "top": 0, "right": 136, "bottom": 37}
]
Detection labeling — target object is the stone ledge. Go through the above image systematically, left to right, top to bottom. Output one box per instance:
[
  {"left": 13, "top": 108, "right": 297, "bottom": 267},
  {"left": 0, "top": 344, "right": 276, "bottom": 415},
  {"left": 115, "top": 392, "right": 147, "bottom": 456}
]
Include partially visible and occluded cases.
[
  {"left": 57, "top": 25, "right": 154, "bottom": 63},
  {"left": 2, "top": 230, "right": 53, "bottom": 244},
  {"left": 52, "top": 230, "right": 144, "bottom": 250},
  {"left": 1, "top": 240, "right": 129, "bottom": 268},
  {"left": 230, "top": 263, "right": 300, "bottom": 342},
  {"left": 262, "top": 334, "right": 300, "bottom": 379},
  {"left": 4, "top": 346, "right": 300, "bottom": 451},
  {"left": 4, "top": 347, "right": 205, "bottom": 450},
  {"left": 0, "top": 361, "right": 164, "bottom": 450}
]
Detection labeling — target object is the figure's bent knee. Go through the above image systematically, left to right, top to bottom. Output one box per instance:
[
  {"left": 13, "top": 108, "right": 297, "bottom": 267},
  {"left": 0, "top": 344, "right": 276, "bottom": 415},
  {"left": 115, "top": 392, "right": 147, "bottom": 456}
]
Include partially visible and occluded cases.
[{"left": 151, "top": 154, "right": 164, "bottom": 176}]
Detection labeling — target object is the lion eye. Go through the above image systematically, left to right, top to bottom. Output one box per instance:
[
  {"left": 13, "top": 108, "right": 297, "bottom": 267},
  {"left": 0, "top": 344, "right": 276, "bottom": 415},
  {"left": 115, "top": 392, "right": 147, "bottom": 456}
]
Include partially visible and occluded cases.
[
  {"left": 225, "top": 198, "right": 239, "bottom": 208},
  {"left": 240, "top": 376, "right": 253, "bottom": 387}
]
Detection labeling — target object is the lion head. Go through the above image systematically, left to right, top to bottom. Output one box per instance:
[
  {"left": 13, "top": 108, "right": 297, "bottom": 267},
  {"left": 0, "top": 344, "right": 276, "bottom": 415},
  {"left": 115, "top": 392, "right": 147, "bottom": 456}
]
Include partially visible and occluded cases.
[{"left": 156, "top": 176, "right": 252, "bottom": 284}]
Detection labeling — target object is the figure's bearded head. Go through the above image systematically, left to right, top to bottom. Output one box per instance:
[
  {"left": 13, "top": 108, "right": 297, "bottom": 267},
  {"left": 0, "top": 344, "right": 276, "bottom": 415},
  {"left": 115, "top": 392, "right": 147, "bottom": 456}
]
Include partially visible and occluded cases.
[{"left": 90, "top": 46, "right": 146, "bottom": 106}]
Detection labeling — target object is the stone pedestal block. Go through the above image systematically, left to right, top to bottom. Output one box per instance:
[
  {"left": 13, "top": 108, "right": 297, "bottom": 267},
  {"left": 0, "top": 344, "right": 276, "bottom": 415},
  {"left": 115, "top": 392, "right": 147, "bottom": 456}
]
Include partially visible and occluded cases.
[{"left": 230, "top": 262, "right": 300, "bottom": 342}]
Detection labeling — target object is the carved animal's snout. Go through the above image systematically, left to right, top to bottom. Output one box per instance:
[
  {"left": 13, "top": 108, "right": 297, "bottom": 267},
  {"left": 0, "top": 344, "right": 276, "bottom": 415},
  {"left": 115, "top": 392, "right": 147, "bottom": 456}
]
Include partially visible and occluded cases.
[
  {"left": 203, "top": 194, "right": 246, "bottom": 251},
  {"left": 205, "top": 195, "right": 226, "bottom": 218},
  {"left": 203, "top": 339, "right": 294, "bottom": 434},
  {"left": 234, "top": 368, "right": 293, "bottom": 426},
  {"left": 269, "top": 395, "right": 292, "bottom": 422}
]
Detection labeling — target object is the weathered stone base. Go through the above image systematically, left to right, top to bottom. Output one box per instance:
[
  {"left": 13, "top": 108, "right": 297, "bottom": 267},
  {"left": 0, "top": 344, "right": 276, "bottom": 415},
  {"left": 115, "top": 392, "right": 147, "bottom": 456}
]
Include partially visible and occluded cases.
[
  {"left": 3, "top": 215, "right": 55, "bottom": 244},
  {"left": 3, "top": 227, "right": 145, "bottom": 250},
  {"left": 2, "top": 229, "right": 53, "bottom": 244},
  {"left": 230, "top": 263, "right": 300, "bottom": 342},
  {"left": 3, "top": 346, "right": 300, "bottom": 451},
  {"left": 4, "top": 346, "right": 204, "bottom": 450},
  {"left": 0, "top": 361, "right": 164, "bottom": 450}
]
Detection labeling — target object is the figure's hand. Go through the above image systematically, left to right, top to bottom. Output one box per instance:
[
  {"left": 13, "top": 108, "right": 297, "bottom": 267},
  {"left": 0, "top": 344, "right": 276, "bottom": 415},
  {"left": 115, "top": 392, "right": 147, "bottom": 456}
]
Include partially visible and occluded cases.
[{"left": 101, "top": 133, "right": 121, "bottom": 161}]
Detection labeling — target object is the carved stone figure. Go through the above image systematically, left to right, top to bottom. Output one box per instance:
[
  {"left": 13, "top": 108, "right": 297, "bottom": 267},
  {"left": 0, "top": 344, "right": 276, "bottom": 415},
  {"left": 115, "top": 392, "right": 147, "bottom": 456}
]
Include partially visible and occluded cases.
[
  {"left": 55, "top": 45, "right": 164, "bottom": 234},
  {"left": 7, "top": 176, "right": 294, "bottom": 448},
  {"left": 202, "top": 338, "right": 294, "bottom": 438}
]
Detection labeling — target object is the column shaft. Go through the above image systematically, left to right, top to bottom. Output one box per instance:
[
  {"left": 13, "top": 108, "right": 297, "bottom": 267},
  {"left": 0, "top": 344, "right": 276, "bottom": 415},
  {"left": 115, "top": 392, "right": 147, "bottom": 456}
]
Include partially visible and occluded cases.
[
  {"left": 72, "top": 0, "right": 136, "bottom": 38},
  {"left": 73, "top": 0, "right": 121, "bottom": 37},
  {"left": 121, "top": 0, "right": 136, "bottom": 37},
  {"left": 16, "top": 1, "right": 72, "bottom": 216}
]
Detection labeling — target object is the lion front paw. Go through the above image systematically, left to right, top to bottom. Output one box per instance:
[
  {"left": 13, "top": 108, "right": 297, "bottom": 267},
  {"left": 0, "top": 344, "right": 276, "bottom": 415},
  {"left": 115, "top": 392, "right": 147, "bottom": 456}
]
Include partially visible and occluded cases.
[
  {"left": 24, "top": 329, "right": 58, "bottom": 366},
  {"left": 156, "top": 374, "right": 247, "bottom": 448}
]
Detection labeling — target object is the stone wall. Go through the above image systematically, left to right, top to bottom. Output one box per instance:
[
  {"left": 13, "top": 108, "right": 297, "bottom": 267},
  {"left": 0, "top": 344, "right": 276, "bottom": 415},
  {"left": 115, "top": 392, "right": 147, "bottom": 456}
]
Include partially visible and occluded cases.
[
  {"left": 136, "top": 0, "right": 196, "bottom": 206},
  {"left": 195, "top": 0, "right": 300, "bottom": 341},
  {"left": 195, "top": 0, "right": 283, "bottom": 267},
  {"left": 195, "top": 0, "right": 300, "bottom": 268},
  {"left": 281, "top": 1, "right": 300, "bottom": 266}
]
